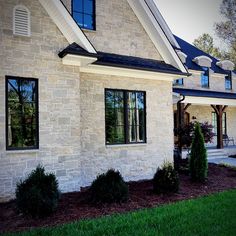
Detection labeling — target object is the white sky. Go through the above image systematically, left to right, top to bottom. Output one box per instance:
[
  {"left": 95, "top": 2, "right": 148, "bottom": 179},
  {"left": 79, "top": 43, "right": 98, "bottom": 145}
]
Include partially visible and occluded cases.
[{"left": 154, "top": 0, "right": 225, "bottom": 47}]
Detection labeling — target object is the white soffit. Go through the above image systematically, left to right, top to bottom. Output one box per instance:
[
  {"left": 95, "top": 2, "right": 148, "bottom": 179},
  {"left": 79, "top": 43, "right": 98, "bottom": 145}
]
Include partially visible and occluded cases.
[
  {"left": 39, "top": 0, "right": 96, "bottom": 53},
  {"left": 127, "top": 0, "right": 187, "bottom": 73},
  {"left": 62, "top": 54, "right": 97, "bottom": 67},
  {"left": 193, "top": 55, "right": 212, "bottom": 67},
  {"left": 216, "top": 60, "right": 235, "bottom": 71},
  {"left": 182, "top": 96, "right": 236, "bottom": 106}
]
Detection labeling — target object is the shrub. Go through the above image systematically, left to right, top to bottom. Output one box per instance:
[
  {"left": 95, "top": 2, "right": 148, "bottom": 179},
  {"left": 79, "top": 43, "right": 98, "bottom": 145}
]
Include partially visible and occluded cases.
[
  {"left": 189, "top": 123, "right": 208, "bottom": 182},
  {"left": 153, "top": 161, "right": 179, "bottom": 194},
  {"left": 16, "top": 165, "right": 60, "bottom": 217},
  {"left": 90, "top": 169, "right": 128, "bottom": 203}
]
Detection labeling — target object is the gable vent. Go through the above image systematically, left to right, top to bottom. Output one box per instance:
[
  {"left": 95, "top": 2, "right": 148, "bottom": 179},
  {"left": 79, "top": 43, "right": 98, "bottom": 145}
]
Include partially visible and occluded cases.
[{"left": 13, "top": 5, "right": 31, "bottom": 37}]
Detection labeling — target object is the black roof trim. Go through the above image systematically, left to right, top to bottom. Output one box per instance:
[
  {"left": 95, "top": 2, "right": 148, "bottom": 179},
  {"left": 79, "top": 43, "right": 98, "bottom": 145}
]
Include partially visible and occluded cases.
[
  {"left": 59, "top": 43, "right": 191, "bottom": 76},
  {"left": 173, "top": 88, "right": 236, "bottom": 100}
]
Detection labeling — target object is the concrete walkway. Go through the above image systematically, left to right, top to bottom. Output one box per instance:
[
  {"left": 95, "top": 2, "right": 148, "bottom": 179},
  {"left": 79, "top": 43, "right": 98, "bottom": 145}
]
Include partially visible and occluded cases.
[{"left": 208, "top": 157, "right": 236, "bottom": 167}]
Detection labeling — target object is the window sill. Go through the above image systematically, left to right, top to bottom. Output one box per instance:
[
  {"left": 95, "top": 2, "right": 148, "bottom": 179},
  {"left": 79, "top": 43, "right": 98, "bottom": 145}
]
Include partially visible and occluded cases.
[
  {"left": 82, "top": 28, "right": 96, "bottom": 33},
  {"left": 106, "top": 143, "right": 147, "bottom": 148},
  {"left": 6, "top": 149, "right": 39, "bottom": 154}
]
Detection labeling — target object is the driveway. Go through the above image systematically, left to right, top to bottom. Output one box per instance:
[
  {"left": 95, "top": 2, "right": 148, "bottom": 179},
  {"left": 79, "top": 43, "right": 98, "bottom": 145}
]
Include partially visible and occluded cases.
[{"left": 208, "top": 157, "right": 236, "bottom": 167}]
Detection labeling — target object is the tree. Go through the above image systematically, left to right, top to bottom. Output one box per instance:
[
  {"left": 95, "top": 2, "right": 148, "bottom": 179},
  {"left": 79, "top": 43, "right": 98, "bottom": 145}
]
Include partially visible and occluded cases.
[
  {"left": 214, "top": 0, "right": 236, "bottom": 68},
  {"left": 193, "top": 33, "right": 223, "bottom": 59},
  {"left": 189, "top": 123, "right": 208, "bottom": 182}
]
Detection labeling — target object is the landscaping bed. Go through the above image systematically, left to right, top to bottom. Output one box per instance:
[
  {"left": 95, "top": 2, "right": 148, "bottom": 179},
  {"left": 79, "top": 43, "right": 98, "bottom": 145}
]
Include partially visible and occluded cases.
[{"left": 1, "top": 163, "right": 236, "bottom": 234}]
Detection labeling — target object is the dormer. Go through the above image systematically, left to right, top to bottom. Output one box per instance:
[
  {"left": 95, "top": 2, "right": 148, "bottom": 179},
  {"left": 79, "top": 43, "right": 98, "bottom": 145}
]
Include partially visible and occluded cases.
[
  {"left": 176, "top": 50, "right": 187, "bottom": 64},
  {"left": 192, "top": 55, "right": 212, "bottom": 68},
  {"left": 216, "top": 60, "right": 235, "bottom": 71}
]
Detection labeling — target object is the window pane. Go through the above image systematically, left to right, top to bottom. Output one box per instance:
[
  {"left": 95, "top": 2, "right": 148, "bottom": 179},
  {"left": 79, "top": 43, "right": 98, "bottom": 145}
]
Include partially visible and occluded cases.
[
  {"left": 73, "top": 0, "right": 83, "bottom": 12},
  {"left": 84, "top": 0, "right": 93, "bottom": 14},
  {"left": 73, "top": 12, "right": 83, "bottom": 27},
  {"left": 84, "top": 14, "right": 94, "bottom": 29},
  {"left": 201, "top": 67, "right": 209, "bottom": 88},
  {"left": 7, "top": 77, "right": 38, "bottom": 149}
]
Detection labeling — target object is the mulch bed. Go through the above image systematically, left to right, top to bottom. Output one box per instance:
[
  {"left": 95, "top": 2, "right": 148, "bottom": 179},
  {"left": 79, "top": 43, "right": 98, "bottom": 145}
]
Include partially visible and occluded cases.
[{"left": 1, "top": 163, "right": 236, "bottom": 234}]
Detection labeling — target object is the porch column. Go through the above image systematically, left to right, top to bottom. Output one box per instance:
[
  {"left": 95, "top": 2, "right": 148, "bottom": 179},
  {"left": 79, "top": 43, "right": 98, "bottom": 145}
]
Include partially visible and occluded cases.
[
  {"left": 177, "top": 102, "right": 185, "bottom": 154},
  {"left": 211, "top": 105, "right": 228, "bottom": 149}
]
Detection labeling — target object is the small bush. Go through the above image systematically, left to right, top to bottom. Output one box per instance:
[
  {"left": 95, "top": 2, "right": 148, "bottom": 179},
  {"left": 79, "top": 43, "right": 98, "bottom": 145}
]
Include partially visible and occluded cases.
[
  {"left": 190, "top": 123, "right": 208, "bottom": 182},
  {"left": 153, "top": 162, "right": 179, "bottom": 194},
  {"left": 16, "top": 165, "right": 60, "bottom": 217},
  {"left": 90, "top": 169, "right": 128, "bottom": 203}
]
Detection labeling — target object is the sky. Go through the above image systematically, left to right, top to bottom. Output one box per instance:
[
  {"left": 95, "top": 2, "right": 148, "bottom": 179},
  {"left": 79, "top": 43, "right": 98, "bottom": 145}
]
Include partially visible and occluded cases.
[{"left": 154, "top": 0, "right": 225, "bottom": 47}]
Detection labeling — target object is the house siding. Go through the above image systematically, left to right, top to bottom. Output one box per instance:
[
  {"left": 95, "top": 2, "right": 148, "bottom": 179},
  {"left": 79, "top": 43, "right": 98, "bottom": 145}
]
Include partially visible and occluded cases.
[
  {"left": 0, "top": 0, "right": 82, "bottom": 201},
  {"left": 80, "top": 73, "right": 174, "bottom": 186}
]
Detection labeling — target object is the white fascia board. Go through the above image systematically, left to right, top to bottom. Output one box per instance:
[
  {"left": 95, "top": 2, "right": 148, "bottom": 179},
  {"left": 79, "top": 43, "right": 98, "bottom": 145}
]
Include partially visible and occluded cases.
[
  {"left": 39, "top": 0, "right": 96, "bottom": 53},
  {"left": 127, "top": 0, "right": 187, "bottom": 74},
  {"left": 62, "top": 54, "right": 97, "bottom": 67},
  {"left": 80, "top": 64, "right": 186, "bottom": 81},
  {"left": 182, "top": 96, "right": 236, "bottom": 106}
]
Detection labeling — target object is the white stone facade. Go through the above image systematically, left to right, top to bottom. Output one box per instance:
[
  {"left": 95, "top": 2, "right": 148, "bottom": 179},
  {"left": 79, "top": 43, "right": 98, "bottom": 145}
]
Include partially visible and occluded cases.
[{"left": 0, "top": 0, "right": 173, "bottom": 201}]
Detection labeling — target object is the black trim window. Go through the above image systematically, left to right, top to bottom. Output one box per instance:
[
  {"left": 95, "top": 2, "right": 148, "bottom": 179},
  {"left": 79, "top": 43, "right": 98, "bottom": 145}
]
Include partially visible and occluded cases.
[
  {"left": 72, "top": 0, "right": 95, "bottom": 30},
  {"left": 201, "top": 67, "right": 209, "bottom": 88},
  {"left": 225, "top": 72, "right": 232, "bottom": 90},
  {"left": 6, "top": 76, "right": 39, "bottom": 150},
  {"left": 173, "top": 78, "right": 184, "bottom": 86},
  {"left": 105, "top": 89, "right": 146, "bottom": 145},
  {"left": 212, "top": 112, "right": 227, "bottom": 135}
]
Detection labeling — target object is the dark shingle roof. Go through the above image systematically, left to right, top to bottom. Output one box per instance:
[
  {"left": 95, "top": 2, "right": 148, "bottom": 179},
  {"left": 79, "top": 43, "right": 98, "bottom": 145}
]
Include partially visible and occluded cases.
[
  {"left": 174, "top": 36, "right": 228, "bottom": 74},
  {"left": 59, "top": 43, "right": 190, "bottom": 76},
  {"left": 173, "top": 88, "right": 236, "bottom": 99}
]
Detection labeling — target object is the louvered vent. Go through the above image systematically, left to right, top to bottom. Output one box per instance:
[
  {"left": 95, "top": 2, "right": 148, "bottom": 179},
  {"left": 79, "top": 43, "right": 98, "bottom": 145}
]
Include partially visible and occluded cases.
[{"left": 13, "top": 5, "right": 31, "bottom": 37}]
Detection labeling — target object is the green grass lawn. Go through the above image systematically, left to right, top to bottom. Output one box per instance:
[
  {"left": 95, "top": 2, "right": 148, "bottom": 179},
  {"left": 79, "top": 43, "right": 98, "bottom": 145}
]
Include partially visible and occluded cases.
[{"left": 4, "top": 190, "right": 236, "bottom": 236}]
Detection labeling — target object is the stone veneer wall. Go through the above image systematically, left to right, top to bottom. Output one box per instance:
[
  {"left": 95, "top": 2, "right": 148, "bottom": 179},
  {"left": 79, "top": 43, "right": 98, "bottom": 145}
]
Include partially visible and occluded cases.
[
  {"left": 0, "top": 0, "right": 82, "bottom": 201},
  {"left": 62, "top": 0, "right": 163, "bottom": 60},
  {"left": 175, "top": 71, "right": 236, "bottom": 93},
  {"left": 79, "top": 73, "right": 174, "bottom": 186}
]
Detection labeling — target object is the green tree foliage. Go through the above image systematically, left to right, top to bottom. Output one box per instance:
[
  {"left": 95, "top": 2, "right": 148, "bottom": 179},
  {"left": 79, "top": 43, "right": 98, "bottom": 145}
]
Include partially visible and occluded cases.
[
  {"left": 215, "top": 0, "right": 236, "bottom": 68},
  {"left": 193, "top": 33, "right": 223, "bottom": 59},
  {"left": 189, "top": 123, "right": 208, "bottom": 182}
]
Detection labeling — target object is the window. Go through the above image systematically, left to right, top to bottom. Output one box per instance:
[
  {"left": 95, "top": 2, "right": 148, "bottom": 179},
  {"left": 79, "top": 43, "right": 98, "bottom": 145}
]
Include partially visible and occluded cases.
[
  {"left": 72, "top": 0, "right": 95, "bottom": 30},
  {"left": 13, "top": 5, "right": 31, "bottom": 37},
  {"left": 201, "top": 67, "right": 209, "bottom": 88},
  {"left": 225, "top": 72, "right": 232, "bottom": 90},
  {"left": 6, "top": 76, "right": 39, "bottom": 150},
  {"left": 173, "top": 78, "right": 184, "bottom": 86},
  {"left": 105, "top": 89, "right": 146, "bottom": 145},
  {"left": 212, "top": 112, "right": 226, "bottom": 135}
]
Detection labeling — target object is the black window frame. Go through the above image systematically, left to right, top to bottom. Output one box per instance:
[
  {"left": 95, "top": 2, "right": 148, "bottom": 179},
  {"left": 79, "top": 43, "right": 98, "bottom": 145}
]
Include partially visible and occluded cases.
[
  {"left": 72, "top": 0, "right": 96, "bottom": 31},
  {"left": 201, "top": 67, "right": 210, "bottom": 88},
  {"left": 225, "top": 71, "right": 232, "bottom": 90},
  {"left": 5, "top": 76, "right": 39, "bottom": 151},
  {"left": 173, "top": 78, "right": 184, "bottom": 86},
  {"left": 105, "top": 88, "right": 147, "bottom": 145},
  {"left": 212, "top": 111, "right": 227, "bottom": 135}
]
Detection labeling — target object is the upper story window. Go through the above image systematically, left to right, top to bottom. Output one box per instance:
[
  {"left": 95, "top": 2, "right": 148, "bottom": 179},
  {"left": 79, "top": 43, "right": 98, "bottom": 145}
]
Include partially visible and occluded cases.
[
  {"left": 72, "top": 0, "right": 95, "bottom": 30},
  {"left": 201, "top": 67, "right": 209, "bottom": 88},
  {"left": 225, "top": 72, "right": 232, "bottom": 90},
  {"left": 6, "top": 76, "right": 39, "bottom": 150},
  {"left": 173, "top": 78, "right": 184, "bottom": 86},
  {"left": 105, "top": 89, "right": 146, "bottom": 145}
]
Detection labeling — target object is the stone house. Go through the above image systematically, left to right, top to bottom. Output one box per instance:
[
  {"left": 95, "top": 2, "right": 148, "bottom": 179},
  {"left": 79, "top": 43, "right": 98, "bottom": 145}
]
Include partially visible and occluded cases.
[
  {"left": 0, "top": 0, "right": 189, "bottom": 201},
  {"left": 173, "top": 36, "right": 236, "bottom": 150}
]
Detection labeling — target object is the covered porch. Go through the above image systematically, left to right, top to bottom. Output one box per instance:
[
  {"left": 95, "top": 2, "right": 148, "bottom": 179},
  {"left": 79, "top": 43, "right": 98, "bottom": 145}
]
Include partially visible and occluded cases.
[{"left": 173, "top": 88, "right": 236, "bottom": 151}]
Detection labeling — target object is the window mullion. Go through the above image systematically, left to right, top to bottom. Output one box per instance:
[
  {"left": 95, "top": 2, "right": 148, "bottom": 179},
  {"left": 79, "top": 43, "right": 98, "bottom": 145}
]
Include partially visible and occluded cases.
[{"left": 124, "top": 91, "right": 129, "bottom": 144}]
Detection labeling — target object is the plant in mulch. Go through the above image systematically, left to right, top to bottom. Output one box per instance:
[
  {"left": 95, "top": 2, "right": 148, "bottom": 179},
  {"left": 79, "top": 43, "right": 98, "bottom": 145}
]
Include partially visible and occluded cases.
[
  {"left": 189, "top": 123, "right": 208, "bottom": 182},
  {"left": 153, "top": 161, "right": 179, "bottom": 194},
  {"left": 16, "top": 165, "right": 60, "bottom": 218},
  {"left": 90, "top": 169, "right": 129, "bottom": 203}
]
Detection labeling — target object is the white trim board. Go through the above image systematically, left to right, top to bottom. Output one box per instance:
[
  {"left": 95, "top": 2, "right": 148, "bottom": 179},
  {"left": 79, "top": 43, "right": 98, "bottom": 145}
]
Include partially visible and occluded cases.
[
  {"left": 39, "top": 0, "right": 96, "bottom": 53},
  {"left": 182, "top": 96, "right": 236, "bottom": 106}
]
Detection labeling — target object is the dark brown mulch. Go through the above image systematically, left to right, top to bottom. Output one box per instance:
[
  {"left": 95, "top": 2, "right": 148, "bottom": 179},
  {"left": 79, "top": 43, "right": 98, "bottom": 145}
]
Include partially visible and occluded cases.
[{"left": 0, "top": 163, "right": 236, "bottom": 234}]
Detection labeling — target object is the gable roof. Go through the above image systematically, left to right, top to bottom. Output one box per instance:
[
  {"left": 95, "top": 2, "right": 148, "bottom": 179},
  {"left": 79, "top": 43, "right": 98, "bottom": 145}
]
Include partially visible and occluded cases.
[
  {"left": 127, "top": 0, "right": 187, "bottom": 73},
  {"left": 174, "top": 36, "right": 227, "bottom": 74},
  {"left": 59, "top": 43, "right": 190, "bottom": 76}
]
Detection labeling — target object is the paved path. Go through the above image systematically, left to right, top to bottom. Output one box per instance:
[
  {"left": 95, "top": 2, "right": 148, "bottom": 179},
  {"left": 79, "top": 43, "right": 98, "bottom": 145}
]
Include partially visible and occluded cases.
[{"left": 208, "top": 157, "right": 236, "bottom": 167}]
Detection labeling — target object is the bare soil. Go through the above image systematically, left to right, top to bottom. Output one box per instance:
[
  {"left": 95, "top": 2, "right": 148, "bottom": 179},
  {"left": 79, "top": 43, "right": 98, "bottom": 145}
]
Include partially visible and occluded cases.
[{"left": 0, "top": 163, "right": 236, "bottom": 234}]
